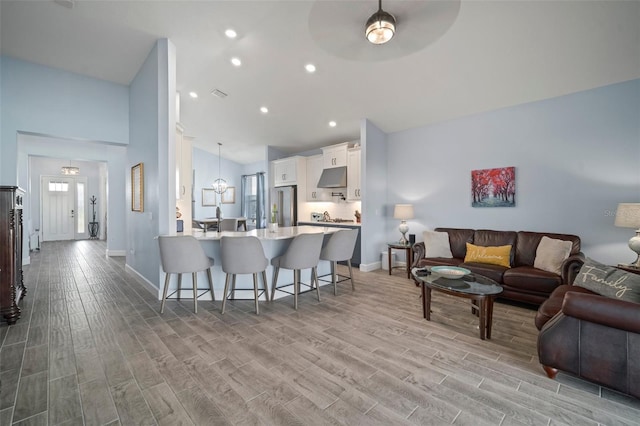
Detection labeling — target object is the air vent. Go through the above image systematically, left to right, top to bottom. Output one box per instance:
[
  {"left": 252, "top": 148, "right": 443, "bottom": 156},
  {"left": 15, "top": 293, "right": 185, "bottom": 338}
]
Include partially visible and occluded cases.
[
  {"left": 54, "top": 0, "right": 75, "bottom": 8},
  {"left": 211, "top": 89, "right": 228, "bottom": 99}
]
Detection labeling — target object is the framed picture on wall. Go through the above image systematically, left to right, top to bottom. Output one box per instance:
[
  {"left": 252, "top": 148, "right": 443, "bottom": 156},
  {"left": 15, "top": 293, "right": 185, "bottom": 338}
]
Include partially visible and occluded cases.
[
  {"left": 131, "top": 163, "right": 144, "bottom": 212},
  {"left": 222, "top": 187, "right": 236, "bottom": 204},
  {"left": 202, "top": 188, "right": 216, "bottom": 206}
]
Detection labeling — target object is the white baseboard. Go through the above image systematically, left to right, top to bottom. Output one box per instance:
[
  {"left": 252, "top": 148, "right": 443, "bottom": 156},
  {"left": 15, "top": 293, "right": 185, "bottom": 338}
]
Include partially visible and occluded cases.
[
  {"left": 106, "top": 250, "right": 126, "bottom": 257},
  {"left": 359, "top": 261, "right": 381, "bottom": 272},
  {"left": 125, "top": 264, "right": 160, "bottom": 297}
]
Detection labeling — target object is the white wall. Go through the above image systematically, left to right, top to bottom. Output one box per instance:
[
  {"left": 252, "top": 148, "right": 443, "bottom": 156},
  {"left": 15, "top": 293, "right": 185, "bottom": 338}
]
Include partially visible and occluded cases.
[
  {"left": 126, "top": 39, "right": 176, "bottom": 289},
  {"left": 385, "top": 79, "right": 640, "bottom": 265}
]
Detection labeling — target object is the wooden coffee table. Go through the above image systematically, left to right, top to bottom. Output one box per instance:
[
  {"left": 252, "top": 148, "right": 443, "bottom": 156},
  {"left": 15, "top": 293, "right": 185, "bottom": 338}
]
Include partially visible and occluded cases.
[{"left": 413, "top": 267, "right": 503, "bottom": 340}]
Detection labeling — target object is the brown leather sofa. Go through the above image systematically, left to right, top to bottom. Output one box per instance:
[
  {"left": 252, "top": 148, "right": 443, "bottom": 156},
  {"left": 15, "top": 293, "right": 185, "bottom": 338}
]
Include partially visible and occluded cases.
[
  {"left": 412, "top": 228, "right": 583, "bottom": 305},
  {"left": 536, "top": 262, "right": 640, "bottom": 399}
]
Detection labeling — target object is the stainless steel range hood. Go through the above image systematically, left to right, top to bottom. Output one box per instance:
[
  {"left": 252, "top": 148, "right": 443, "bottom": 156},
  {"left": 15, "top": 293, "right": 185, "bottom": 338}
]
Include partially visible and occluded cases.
[{"left": 317, "top": 166, "right": 347, "bottom": 188}]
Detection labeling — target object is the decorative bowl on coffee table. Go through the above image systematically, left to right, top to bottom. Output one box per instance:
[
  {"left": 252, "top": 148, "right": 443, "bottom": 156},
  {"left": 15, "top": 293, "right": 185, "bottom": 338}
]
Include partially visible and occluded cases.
[{"left": 431, "top": 266, "right": 471, "bottom": 279}]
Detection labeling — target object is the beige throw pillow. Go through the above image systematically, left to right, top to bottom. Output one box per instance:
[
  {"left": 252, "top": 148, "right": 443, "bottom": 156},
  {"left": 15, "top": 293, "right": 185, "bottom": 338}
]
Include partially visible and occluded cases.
[
  {"left": 423, "top": 231, "right": 453, "bottom": 258},
  {"left": 534, "top": 236, "right": 573, "bottom": 275}
]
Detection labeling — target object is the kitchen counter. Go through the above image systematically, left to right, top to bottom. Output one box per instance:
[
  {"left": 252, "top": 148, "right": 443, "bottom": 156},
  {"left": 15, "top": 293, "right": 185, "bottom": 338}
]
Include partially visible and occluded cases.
[
  {"left": 297, "top": 221, "right": 361, "bottom": 227},
  {"left": 164, "top": 225, "right": 345, "bottom": 301}
]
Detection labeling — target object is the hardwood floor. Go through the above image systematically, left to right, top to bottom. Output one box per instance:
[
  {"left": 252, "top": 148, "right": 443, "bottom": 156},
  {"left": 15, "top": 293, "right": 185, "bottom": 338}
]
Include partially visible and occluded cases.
[{"left": 1, "top": 240, "right": 639, "bottom": 425}]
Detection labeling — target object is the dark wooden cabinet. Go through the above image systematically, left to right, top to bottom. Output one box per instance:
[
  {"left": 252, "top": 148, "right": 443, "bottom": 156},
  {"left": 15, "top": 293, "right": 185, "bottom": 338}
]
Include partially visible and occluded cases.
[{"left": 0, "top": 186, "right": 26, "bottom": 325}]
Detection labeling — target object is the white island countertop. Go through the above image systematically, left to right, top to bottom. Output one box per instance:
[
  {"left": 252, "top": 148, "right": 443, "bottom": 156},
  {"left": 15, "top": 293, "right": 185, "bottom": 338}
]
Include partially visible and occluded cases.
[{"left": 189, "top": 225, "right": 346, "bottom": 241}]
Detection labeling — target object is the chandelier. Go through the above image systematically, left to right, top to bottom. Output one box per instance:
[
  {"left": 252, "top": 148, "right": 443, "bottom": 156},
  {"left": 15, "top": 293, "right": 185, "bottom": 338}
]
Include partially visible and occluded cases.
[
  {"left": 365, "top": 0, "right": 396, "bottom": 45},
  {"left": 212, "top": 142, "right": 228, "bottom": 194},
  {"left": 61, "top": 160, "right": 79, "bottom": 175}
]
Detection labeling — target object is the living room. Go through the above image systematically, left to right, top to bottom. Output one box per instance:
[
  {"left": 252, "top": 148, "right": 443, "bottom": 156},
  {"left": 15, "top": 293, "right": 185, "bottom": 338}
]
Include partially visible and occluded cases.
[{"left": 0, "top": 1, "right": 639, "bottom": 423}]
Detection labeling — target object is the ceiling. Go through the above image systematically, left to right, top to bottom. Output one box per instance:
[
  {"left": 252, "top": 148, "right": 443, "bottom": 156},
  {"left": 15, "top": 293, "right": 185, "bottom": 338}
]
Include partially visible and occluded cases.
[{"left": 1, "top": 1, "right": 639, "bottom": 164}]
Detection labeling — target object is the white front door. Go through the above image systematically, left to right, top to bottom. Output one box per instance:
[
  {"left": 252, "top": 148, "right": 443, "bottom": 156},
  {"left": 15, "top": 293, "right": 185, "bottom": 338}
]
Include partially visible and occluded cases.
[{"left": 42, "top": 176, "right": 89, "bottom": 241}]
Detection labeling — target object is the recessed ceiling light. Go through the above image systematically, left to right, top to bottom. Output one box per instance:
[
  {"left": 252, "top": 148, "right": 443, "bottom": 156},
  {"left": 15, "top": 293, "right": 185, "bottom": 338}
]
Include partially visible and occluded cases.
[
  {"left": 225, "top": 29, "right": 237, "bottom": 39},
  {"left": 231, "top": 57, "right": 242, "bottom": 67},
  {"left": 305, "top": 64, "right": 316, "bottom": 73},
  {"left": 189, "top": 92, "right": 198, "bottom": 99},
  {"left": 260, "top": 106, "right": 269, "bottom": 114},
  {"left": 329, "top": 121, "right": 337, "bottom": 127}
]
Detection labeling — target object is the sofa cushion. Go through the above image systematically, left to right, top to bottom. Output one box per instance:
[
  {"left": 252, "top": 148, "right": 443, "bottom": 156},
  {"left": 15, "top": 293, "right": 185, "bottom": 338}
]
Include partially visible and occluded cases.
[
  {"left": 434, "top": 228, "right": 474, "bottom": 259},
  {"left": 474, "top": 230, "right": 517, "bottom": 265},
  {"left": 422, "top": 231, "right": 453, "bottom": 258},
  {"left": 534, "top": 236, "right": 573, "bottom": 275},
  {"left": 464, "top": 243, "right": 512, "bottom": 268},
  {"left": 574, "top": 258, "right": 640, "bottom": 303},
  {"left": 461, "top": 262, "right": 508, "bottom": 284},
  {"left": 503, "top": 266, "right": 562, "bottom": 294},
  {"left": 534, "top": 284, "right": 595, "bottom": 330}
]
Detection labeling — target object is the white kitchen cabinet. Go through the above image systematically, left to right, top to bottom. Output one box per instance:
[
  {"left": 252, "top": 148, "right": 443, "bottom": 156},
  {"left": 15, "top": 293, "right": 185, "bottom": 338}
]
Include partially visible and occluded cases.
[
  {"left": 176, "top": 124, "right": 192, "bottom": 232},
  {"left": 322, "top": 142, "right": 349, "bottom": 169},
  {"left": 347, "top": 147, "right": 361, "bottom": 201},
  {"left": 306, "top": 155, "right": 329, "bottom": 202},
  {"left": 272, "top": 156, "right": 307, "bottom": 192}
]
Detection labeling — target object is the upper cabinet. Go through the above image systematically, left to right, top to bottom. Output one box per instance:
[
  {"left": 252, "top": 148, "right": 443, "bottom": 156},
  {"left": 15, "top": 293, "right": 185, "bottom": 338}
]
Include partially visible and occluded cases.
[
  {"left": 322, "top": 143, "right": 349, "bottom": 169},
  {"left": 347, "top": 147, "right": 361, "bottom": 201},
  {"left": 306, "top": 155, "right": 329, "bottom": 202},
  {"left": 272, "top": 156, "right": 307, "bottom": 190}
]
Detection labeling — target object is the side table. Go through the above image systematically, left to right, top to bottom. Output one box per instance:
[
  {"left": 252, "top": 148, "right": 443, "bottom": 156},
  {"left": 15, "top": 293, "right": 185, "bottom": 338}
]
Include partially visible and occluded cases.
[{"left": 388, "top": 242, "right": 412, "bottom": 279}]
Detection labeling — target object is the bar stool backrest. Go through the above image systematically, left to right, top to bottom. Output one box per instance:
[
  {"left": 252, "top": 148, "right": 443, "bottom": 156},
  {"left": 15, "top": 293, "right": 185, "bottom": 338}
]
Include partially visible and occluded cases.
[
  {"left": 320, "top": 229, "right": 359, "bottom": 262},
  {"left": 277, "top": 233, "right": 324, "bottom": 270},
  {"left": 158, "top": 235, "right": 212, "bottom": 274},
  {"left": 220, "top": 236, "right": 268, "bottom": 274}
]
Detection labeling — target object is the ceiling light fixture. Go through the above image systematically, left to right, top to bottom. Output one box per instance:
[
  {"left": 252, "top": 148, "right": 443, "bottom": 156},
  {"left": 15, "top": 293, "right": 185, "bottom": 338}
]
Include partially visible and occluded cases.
[
  {"left": 365, "top": 0, "right": 396, "bottom": 45},
  {"left": 225, "top": 29, "right": 237, "bottom": 39},
  {"left": 231, "top": 57, "right": 242, "bottom": 67},
  {"left": 305, "top": 64, "right": 316, "bottom": 73},
  {"left": 189, "top": 91, "right": 198, "bottom": 98},
  {"left": 260, "top": 106, "right": 269, "bottom": 114},
  {"left": 329, "top": 121, "right": 337, "bottom": 127},
  {"left": 212, "top": 142, "right": 228, "bottom": 194},
  {"left": 61, "top": 160, "right": 79, "bottom": 175}
]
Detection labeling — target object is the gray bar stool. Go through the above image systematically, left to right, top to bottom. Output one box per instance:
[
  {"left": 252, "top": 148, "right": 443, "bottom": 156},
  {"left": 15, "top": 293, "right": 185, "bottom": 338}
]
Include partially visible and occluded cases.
[
  {"left": 218, "top": 218, "right": 238, "bottom": 232},
  {"left": 318, "top": 229, "right": 359, "bottom": 295},
  {"left": 271, "top": 233, "right": 324, "bottom": 310},
  {"left": 158, "top": 235, "right": 215, "bottom": 314},
  {"left": 220, "top": 236, "right": 269, "bottom": 315}
]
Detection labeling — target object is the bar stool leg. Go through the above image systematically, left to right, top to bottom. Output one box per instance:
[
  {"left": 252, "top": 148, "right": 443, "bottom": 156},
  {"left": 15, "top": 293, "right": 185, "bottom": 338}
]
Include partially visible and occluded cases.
[
  {"left": 348, "top": 260, "right": 355, "bottom": 291},
  {"left": 331, "top": 261, "right": 338, "bottom": 295},
  {"left": 313, "top": 266, "right": 321, "bottom": 302},
  {"left": 271, "top": 267, "right": 280, "bottom": 301},
  {"left": 206, "top": 268, "right": 215, "bottom": 301},
  {"left": 293, "top": 269, "right": 299, "bottom": 310},
  {"left": 262, "top": 271, "right": 269, "bottom": 302},
  {"left": 192, "top": 272, "right": 198, "bottom": 313},
  {"left": 160, "top": 273, "right": 171, "bottom": 314},
  {"left": 177, "top": 273, "right": 182, "bottom": 300},
  {"left": 252, "top": 273, "right": 260, "bottom": 315},
  {"left": 221, "top": 274, "right": 231, "bottom": 314},
  {"left": 231, "top": 275, "right": 237, "bottom": 299}
]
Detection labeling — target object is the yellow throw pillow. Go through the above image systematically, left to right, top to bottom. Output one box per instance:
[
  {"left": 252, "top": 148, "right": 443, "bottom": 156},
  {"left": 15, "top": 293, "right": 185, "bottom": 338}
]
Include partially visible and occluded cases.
[{"left": 464, "top": 243, "right": 512, "bottom": 268}]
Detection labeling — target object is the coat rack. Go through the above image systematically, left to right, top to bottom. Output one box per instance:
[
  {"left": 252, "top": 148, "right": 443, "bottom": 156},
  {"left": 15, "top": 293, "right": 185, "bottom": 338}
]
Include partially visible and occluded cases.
[{"left": 88, "top": 195, "right": 99, "bottom": 239}]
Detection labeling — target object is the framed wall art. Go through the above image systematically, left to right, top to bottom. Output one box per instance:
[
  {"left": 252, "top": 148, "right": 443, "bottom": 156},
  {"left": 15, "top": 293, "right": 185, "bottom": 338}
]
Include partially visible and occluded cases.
[
  {"left": 131, "top": 163, "right": 144, "bottom": 212},
  {"left": 471, "top": 166, "right": 516, "bottom": 207},
  {"left": 221, "top": 187, "right": 236, "bottom": 204},
  {"left": 202, "top": 188, "right": 216, "bottom": 206}
]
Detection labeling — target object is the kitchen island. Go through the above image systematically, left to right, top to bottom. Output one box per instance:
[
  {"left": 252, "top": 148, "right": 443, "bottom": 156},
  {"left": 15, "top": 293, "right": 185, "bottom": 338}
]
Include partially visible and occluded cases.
[{"left": 162, "top": 225, "right": 345, "bottom": 302}]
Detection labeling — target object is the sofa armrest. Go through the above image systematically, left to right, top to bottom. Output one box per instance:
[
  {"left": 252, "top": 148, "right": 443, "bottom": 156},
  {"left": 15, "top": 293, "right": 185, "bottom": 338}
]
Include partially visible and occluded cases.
[
  {"left": 412, "top": 242, "right": 425, "bottom": 268},
  {"left": 561, "top": 252, "right": 585, "bottom": 285},
  {"left": 562, "top": 291, "right": 640, "bottom": 334}
]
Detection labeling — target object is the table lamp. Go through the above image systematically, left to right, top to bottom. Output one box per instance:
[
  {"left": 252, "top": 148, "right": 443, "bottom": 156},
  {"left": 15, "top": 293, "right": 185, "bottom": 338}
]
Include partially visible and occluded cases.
[
  {"left": 614, "top": 203, "right": 640, "bottom": 267},
  {"left": 393, "top": 204, "right": 414, "bottom": 245}
]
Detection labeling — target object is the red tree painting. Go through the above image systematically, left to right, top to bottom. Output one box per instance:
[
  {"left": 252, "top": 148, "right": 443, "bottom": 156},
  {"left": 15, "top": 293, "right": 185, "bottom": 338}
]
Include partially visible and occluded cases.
[{"left": 471, "top": 167, "right": 516, "bottom": 207}]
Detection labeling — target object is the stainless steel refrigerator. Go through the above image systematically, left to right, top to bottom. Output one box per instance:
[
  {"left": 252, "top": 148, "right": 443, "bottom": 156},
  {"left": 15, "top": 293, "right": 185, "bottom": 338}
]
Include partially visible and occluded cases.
[{"left": 271, "top": 185, "right": 297, "bottom": 227}]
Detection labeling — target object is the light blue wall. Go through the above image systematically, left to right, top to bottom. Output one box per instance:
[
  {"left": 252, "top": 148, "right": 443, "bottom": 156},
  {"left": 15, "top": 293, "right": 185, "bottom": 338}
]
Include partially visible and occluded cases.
[
  {"left": 126, "top": 39, "right": 176, "bottom": 288},
  {"left": 0, "top": 56, "right": 129, "bottom": 183},
  {"left": 385, "top": 79, "right": 640, "bottom": 265},
  {"left": 361, "top": 119, "right": 389, "bottom": 268},
  {"left": 192, "top": 146, "right": 244, "bottom": 219}
]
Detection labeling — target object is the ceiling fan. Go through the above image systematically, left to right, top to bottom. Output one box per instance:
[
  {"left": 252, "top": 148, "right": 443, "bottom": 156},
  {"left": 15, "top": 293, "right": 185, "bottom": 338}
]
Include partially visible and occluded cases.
[{"left": 308, "top": 0, "right": 461, "bottom": 62}]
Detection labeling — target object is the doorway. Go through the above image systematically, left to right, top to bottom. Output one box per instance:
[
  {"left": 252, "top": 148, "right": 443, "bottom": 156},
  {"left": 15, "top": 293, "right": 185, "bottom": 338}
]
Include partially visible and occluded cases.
[{"left": 41, "top": 175, "right": 88, "bottom": 241}]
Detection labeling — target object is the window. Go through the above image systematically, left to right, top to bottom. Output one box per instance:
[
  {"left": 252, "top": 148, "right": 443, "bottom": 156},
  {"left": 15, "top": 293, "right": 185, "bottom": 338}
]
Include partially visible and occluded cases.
[
  {"left": 48, "top": 181, "right": 69, "bottom": 192},
  {"left": 77, "top": 182, "right": 85, "bottom": 233}
]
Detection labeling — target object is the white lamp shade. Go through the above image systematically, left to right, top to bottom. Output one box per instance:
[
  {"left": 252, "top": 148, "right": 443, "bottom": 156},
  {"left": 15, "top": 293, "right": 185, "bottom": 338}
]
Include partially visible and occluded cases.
[
  {"left": 614, "top": 203, "right": 640, "bottom": 228},
  {"left": 393, "top": 204, "right": 414, "bottom": 220}
]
